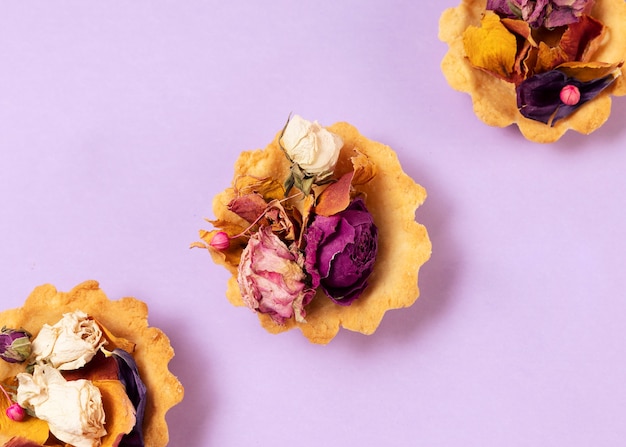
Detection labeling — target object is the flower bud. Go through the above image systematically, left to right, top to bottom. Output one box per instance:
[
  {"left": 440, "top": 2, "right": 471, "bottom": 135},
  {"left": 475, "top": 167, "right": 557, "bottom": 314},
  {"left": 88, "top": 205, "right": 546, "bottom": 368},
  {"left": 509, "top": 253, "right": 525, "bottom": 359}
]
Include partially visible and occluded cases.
[
  {"left": 560, "top": 84, "right": 580, "bottom": 106},
  {"left": 210, "top": 231, "right": 230, "bottom": 251},
  {"left": 0, "top": 327, "right": 32, "bottom": 363},
  {"left": 6, "top": 403, "right": 26, "bottom": 421}
]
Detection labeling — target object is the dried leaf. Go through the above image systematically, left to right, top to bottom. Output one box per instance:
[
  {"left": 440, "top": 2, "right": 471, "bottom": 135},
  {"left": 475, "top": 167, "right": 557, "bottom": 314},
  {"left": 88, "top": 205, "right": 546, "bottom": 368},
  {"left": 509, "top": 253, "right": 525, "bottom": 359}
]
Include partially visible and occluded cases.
[
  {"left": 463, "top": 11, "right": 518, "bottom": 80},
  {"left": 513, "top": 39, "right": 535, "bottom": 81},
  {"left": 535, "top": 41, "right": 568, "bottom": 73},
  {"left": 350, "top": 149, "right": 376, "bottom": 186},
  {"left": 314, "top": 172, "right": 353, "bottom": 217},
  {"left": 233, "top": 175, "right": 284, "bottom": 201},
  {"left": 228, "top": 193, "right": 268, "bottom": 224},
  {"left": 297, "top": 194, "right": 316, "bottom": 248},
  {"left": 263, "top": 199, "right": 298, "bottom": 241},
  {"left": 207, "top": 219, "right": 248, "bottom": 237},
  {"left": 97, "top": 320, "right": 136, "bottom": 354}
]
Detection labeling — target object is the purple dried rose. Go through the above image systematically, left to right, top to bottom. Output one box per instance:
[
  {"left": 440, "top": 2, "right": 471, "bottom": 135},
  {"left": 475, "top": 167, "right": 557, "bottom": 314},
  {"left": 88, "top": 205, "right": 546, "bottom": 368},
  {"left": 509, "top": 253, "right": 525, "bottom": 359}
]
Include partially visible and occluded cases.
[
  {"left": 487, "top": 0, "right": 589, "bottom": 28},
  {"left": 517, "top": 69, "right": 618, "bottom": 125},
  {"left": 304, "top": 198, "right": 378, "bottom": 305},
  {"left": 238, "top": 226, "right": 315, "bottom": 324},
  {"left": 0, "top": 327, "right": 32, "bottom": 363}
]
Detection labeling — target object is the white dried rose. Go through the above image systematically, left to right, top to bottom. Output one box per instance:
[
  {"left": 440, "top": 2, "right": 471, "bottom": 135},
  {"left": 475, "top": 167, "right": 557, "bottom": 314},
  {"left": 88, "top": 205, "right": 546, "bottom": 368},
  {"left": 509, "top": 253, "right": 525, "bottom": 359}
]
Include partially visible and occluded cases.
[
  {"left": 280, "top": 115, "right": 343, "bottom": 177},
  {"left": 30, "top": 310, "right": 106, "bottom": 370},
  {"left": 17, "top": 364, "right": 107, "bottom": 447}
]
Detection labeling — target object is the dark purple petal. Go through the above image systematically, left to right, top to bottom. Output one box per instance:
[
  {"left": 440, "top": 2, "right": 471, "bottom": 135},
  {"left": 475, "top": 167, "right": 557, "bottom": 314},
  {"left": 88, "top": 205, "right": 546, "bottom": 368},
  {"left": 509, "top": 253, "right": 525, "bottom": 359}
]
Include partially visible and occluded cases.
[
  {"left": 517, "top": 69, "right": 618, "bottom": 125},
  {"left": 113, "top": 348, "right": 147, "bottom": 447}
]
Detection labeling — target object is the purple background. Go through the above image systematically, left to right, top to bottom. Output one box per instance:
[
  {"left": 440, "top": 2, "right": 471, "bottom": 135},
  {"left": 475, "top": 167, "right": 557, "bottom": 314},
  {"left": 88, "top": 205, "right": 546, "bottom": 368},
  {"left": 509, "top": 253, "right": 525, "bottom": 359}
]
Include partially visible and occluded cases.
[{"left": 2, "top": 1, "right": 626, "bottom": 446}]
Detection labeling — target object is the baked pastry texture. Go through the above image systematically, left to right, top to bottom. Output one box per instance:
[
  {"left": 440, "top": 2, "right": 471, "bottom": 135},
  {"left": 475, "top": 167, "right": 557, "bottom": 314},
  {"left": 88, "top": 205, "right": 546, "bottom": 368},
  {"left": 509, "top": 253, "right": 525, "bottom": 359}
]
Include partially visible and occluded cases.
[
  {"left": 439, "top": 0, "right": 626, "bottom": 142},
  {"left": 194, "top": 117, "right": 431, "bottom": 344},
  {"left": 0, "top": 280, "right": 184, "bottom": 447}
]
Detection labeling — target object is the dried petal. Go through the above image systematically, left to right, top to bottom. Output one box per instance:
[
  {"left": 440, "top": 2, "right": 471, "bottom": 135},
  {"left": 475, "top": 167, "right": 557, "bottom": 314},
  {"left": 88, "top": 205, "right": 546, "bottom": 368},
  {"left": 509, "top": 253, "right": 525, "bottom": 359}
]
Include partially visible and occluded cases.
[
  {"left": 463, "top": 11, "right": 518, "bottom": 80},
  {"left": 559, "top": 14, "right": 605, "bottom": 62},
  {"left": 557, "top": 60, "right": 624, "bottom": 82},
  {"left": 517, "top": 68, "right": 619, "bottom": 124},
  {"left": 314, "top": 172, "right": 354, "bottom": 217},
  {"left": 233, "top": 175, "right": 285, "bottom": 201},
  {"left": 109, "top": 349, "right": 147, "bottom": 447},
  {"left": 94, "top": 378, "right": 138, "bottom": 447}
]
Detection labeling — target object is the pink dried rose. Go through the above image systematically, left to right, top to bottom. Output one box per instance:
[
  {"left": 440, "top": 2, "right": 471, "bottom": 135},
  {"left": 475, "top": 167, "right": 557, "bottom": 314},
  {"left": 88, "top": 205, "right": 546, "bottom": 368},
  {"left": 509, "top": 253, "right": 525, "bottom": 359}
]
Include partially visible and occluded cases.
[{"left": 237, "top": 226, "right": 315, "bottom": 324}]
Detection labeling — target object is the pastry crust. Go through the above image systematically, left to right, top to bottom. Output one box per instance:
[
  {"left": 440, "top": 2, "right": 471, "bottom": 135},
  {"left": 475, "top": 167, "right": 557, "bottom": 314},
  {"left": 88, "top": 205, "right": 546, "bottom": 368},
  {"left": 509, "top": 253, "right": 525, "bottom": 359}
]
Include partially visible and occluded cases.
[
  {"left": 439, "top": 0, "right": 626, "bottom": 143},
  {"left": 204, "top": 122, "right": 431, "bottom": 344},
  {"left": 0, "top": 280, "right": 184, "bottom": 447}
]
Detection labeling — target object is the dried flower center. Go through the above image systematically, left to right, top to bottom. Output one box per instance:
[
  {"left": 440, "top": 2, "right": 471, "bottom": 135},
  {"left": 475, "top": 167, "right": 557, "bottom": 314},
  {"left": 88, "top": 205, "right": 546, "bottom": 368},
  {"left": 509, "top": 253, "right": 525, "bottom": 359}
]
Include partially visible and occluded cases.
[{"left": 560, "top": 85, "right": 581, "bottom": 106}]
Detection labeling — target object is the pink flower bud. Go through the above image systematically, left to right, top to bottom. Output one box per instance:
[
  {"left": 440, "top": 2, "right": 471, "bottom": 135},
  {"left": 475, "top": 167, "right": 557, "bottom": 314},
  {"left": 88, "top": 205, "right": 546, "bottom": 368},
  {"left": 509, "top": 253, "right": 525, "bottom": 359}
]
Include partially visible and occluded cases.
[
  {"left": 560, "top": 85, "right": 580, "bottom": 106},
  {"left": 209, "top": 231, "right": 230, "bottom": 251},
  {"left": 6, "top": 403, "right": 25, "bottom": 421}
]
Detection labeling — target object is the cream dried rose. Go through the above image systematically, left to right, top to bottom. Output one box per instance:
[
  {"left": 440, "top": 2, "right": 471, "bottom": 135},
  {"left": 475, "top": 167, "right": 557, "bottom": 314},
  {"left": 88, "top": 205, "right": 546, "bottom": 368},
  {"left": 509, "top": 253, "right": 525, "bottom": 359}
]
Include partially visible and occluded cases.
[
  {"left": 280, "top": 115, "right": 343, "bottom": 177},
  {"left": 30, "top": 310, "right": 106, "bottom": 370},
  {"left": 17, "top": 364, "right": 107, "bottom": 447}
]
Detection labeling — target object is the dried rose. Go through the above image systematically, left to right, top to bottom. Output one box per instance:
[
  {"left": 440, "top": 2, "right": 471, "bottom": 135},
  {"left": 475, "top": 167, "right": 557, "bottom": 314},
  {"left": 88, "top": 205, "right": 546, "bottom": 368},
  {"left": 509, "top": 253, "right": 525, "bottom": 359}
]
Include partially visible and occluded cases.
[
  {"left": 487, "top": 0, "right": 589, "bottom": 28},
  {"left": 517, "top": 68, "right": 619, "bottom": 125},
  {"left": 280, "top": 115, "right": 343, "bottom": 194},
  {"left": 304, "top": 198, "right": 378, "bottom": 305},
  {"left": 238, "top": 226, "right": 315, "bottom": 324},
  {"left": 30, "top": 310, "right": 106, "bottom": 370},
  {"left": 0, "top": 327, "right": 32, "bottom": 363},
  {"left": 17, "top": 364, "right": 107, "bottom": 447}
]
